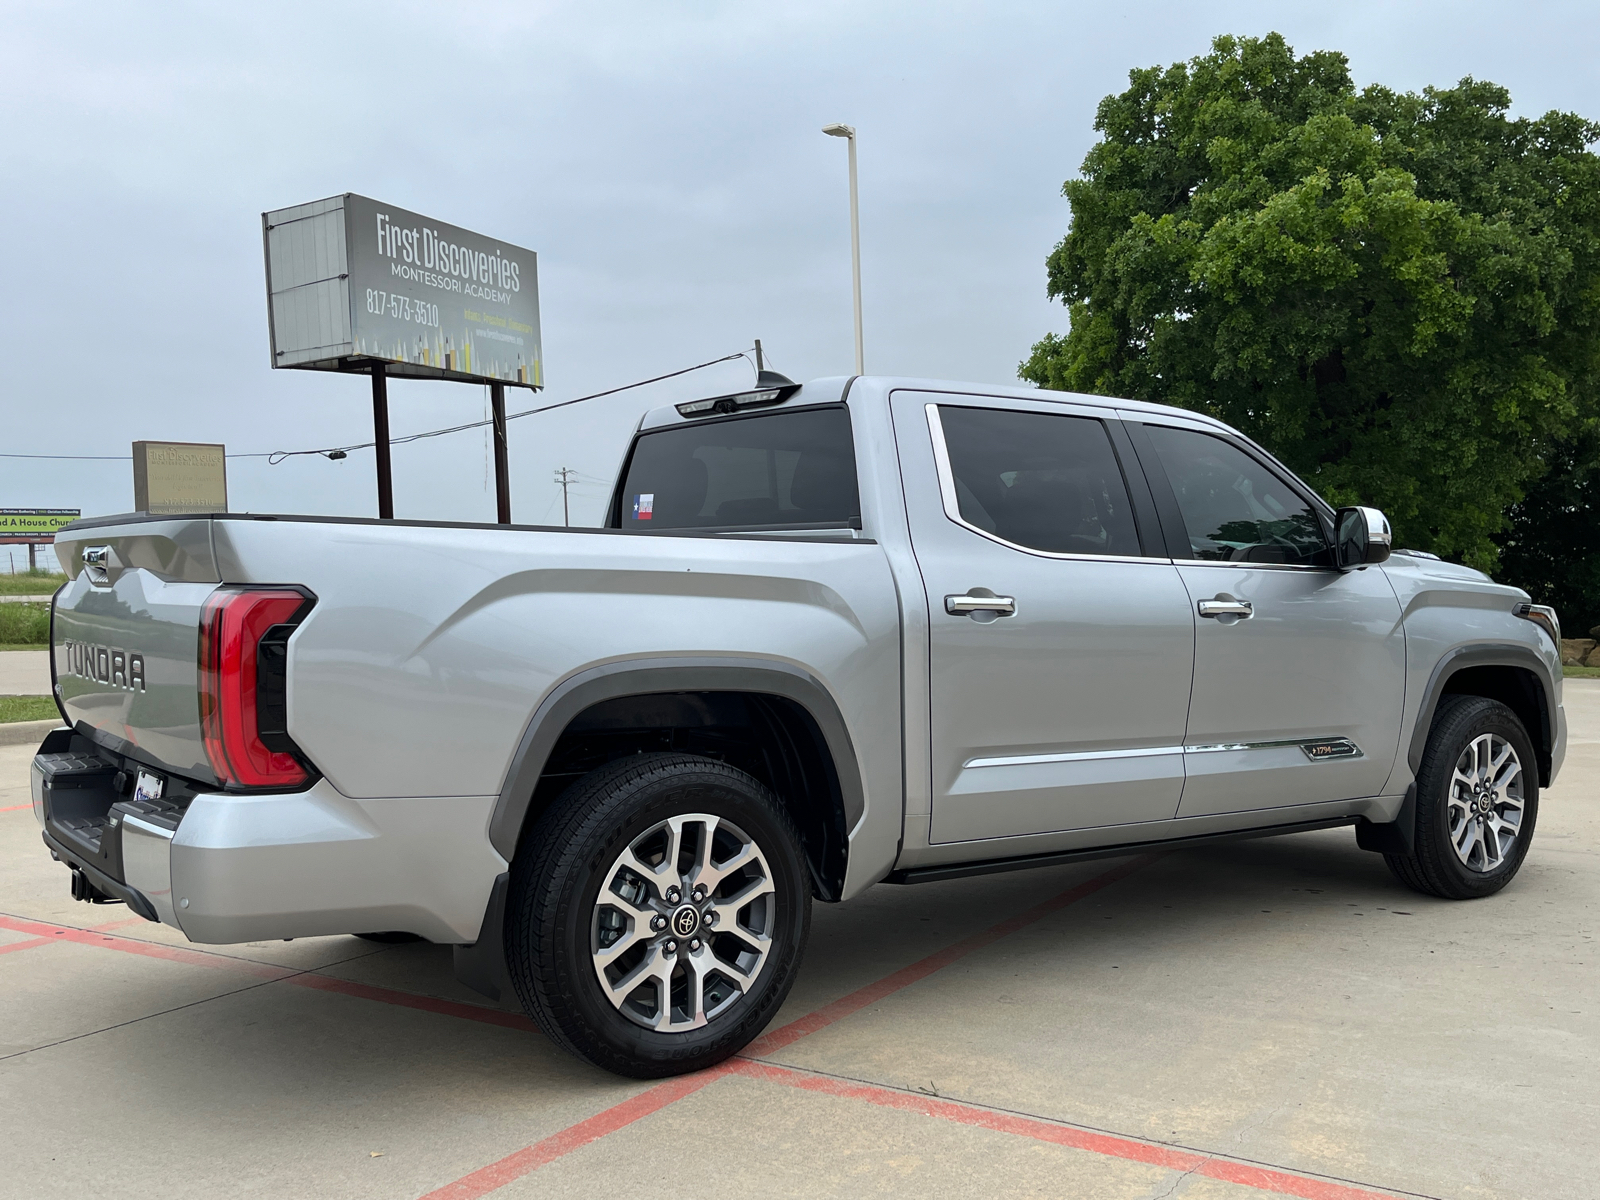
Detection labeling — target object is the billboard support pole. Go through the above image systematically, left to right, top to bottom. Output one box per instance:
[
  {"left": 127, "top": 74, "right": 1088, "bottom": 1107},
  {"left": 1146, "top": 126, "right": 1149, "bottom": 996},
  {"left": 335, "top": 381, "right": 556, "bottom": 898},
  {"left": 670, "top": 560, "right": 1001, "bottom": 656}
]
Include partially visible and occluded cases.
[
  {"left": 371, "top": 362, "right": 394, "bottom": 520},
  {"left": 490, "top": 382, "right": 512, "bottom": 524},
  {"left": 28, "top": 544, "right": 36, "bottom": 571}
]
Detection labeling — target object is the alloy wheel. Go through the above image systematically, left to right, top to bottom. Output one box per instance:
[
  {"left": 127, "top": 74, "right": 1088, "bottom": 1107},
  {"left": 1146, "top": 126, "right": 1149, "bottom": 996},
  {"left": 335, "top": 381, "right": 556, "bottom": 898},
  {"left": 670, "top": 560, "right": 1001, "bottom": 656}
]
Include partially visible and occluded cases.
[
  {"left": 1447, "top": 732, "right": 1525, "bottom": 873},
  {"left": 590, "top": 813, "right": 775, "bottom": 1031}
]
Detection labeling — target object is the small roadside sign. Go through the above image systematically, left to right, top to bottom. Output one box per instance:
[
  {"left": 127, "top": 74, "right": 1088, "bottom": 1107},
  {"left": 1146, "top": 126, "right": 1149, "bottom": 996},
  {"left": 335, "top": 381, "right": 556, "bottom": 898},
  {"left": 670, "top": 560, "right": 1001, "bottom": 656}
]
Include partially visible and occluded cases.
[{"left": 0, "top": 509, "right": 80, "bottom": 542}]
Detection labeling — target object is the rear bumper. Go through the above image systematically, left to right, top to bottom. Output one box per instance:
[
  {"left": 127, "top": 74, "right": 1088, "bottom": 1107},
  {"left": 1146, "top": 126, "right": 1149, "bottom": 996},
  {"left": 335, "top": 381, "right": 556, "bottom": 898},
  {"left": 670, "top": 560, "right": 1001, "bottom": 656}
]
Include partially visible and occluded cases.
[
  {"left": 33, "top": 735, "right": 506, "bottom": 944},
  {"left": 170, "top": 781, "right": 505, "bottom": 944}
]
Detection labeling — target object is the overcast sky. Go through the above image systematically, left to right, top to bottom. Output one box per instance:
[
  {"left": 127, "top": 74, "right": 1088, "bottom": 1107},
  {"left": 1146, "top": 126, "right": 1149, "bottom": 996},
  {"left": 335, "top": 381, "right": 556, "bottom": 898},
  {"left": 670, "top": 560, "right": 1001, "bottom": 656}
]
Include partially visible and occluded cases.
[{"left": 3, "top": 0, "right": 1596, "bottom": 545}]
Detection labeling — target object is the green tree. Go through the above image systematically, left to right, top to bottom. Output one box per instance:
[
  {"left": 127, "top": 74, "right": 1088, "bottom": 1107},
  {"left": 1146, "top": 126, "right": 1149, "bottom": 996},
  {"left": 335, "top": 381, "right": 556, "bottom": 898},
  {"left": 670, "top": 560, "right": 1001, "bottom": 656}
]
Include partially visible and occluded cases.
[
  {"left": 1021, "top": 32, "right": 1600, "bottom": 581},
  {"left": 1498, "top": 427, "right": 1600, "bottom": 635}
]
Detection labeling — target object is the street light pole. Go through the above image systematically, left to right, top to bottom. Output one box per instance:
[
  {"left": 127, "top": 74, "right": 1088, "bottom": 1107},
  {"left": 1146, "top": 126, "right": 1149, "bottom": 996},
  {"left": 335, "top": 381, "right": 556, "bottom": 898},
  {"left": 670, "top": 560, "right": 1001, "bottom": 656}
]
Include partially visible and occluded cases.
[{"left": 822, "top": 123, "right": 864, "bottom": 375}]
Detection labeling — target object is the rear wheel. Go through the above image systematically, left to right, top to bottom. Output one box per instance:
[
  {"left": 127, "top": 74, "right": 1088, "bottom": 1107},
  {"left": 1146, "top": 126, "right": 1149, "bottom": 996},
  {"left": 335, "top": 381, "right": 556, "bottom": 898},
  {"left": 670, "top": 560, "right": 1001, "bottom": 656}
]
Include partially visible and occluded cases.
[
  {"left": 1386, "top": 695, "right": 1539, "bottom": 899},
  {"left": 506, "top": 752, "right": 811, "bottom": 1078}
]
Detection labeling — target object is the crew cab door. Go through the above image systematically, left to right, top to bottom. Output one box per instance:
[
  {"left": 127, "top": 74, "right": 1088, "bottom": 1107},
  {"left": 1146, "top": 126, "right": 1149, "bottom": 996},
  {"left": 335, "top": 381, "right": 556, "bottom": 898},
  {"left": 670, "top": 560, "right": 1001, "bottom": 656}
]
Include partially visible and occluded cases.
[
  {"left": 892, "top": 392, "right": 1195, "bottom": 844},
  {"left": 1128, "top": 421, "right": 1406, "bottom": 816}
]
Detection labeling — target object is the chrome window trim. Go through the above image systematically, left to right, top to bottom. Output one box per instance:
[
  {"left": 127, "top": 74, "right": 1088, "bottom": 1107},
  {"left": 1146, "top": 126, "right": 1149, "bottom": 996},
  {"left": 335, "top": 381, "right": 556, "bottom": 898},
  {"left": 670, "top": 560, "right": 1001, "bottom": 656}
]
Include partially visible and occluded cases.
[
  {"left": 923, "top": 403, "right": 1171, "bottom": 566},
  {"left": 1118, "top": 411, "right": 1338, "bottom": 525},
  {"left": 1170, "top": 558, "right": 1336, "bottom": 573},
  {"left": 966, "top": 736, "right": 1362, "bottom": 769}
]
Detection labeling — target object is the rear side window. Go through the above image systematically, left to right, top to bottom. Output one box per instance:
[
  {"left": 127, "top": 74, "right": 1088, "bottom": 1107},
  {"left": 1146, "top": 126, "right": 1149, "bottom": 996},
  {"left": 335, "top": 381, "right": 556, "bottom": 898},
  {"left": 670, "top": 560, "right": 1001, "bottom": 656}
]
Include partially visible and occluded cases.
[
  {"left": 936, "top": 405, "right": 1142, "bottom": 557},
  {"left": 617, "top": 406, "right": 860, "bottom": 530},
  {"left": 1142, "top": 425, "right": 1327, "bottom": 565}
]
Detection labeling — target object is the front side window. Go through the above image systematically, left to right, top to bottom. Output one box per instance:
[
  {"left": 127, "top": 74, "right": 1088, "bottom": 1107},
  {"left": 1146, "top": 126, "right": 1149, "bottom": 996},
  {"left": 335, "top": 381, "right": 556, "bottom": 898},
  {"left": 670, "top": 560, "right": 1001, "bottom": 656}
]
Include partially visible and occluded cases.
[
  {"left": 936, "top": 405, "right": 1142, "bottom": 557},
  {"left": 617, "top": 406, "right": 860, "bottom": 530},
  {"left": 1143, "top": 425, "right": 1327, "bottom": 565}
]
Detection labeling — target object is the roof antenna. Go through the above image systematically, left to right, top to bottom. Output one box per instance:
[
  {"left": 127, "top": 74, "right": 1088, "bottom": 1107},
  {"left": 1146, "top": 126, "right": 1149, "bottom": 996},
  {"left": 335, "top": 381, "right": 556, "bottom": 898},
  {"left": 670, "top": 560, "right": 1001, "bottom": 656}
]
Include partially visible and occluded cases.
[{"left": 750, "top": 338, "right": 792, "bottom": 390}]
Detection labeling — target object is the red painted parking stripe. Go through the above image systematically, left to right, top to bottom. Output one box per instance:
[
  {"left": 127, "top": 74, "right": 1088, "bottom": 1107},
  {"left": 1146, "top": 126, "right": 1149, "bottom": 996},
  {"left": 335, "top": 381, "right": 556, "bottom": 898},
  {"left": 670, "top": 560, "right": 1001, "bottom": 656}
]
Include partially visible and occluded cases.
[
  {"left": 0, "top": 803, "right": 34, "bottom": 813},
  {"left": 748, "top": 852, "right": 1161, "bottom": 1056},
  {"left": 412, "top": 854, "right": 1163, "bottom": 1198},
  {"left": 0, "top": 911, "right": 539, "bottom": 1030},
  {"left": 0, "top": 913, "right": 291, "bottom": 979},
  {"left": 0, "top": 914, "right": 167, "bottom": 956},
  {"left": 0, "top": 935, "right": 57, "bottom": 955},
  {"left": 287, "top": 973, "right": 538, "bottom": 1032},
  {"left": 729, "top": 1060, "right": 1402, "bottom": 1200},
  {"left": 415, "top": 1067, "right": 729, "bottom": 1200}
]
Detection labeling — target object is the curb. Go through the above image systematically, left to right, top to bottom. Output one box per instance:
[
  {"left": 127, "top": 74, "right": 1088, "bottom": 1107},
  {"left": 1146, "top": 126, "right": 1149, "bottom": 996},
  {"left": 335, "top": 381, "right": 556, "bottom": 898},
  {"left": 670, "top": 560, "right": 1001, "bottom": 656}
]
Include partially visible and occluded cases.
[{"left": 0, "top": 720, "right": 63, "bottom": 748}]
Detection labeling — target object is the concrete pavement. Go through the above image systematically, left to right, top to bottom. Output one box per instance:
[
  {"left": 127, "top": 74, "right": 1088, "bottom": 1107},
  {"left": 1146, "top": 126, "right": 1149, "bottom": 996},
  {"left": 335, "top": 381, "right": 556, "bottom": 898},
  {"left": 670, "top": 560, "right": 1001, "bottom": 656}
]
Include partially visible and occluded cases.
[
  {"left": 0, "top": 650, "right": 49, "bottom": 696},
  {"left": 1, "top": 682, "right": 1595, "bottom": 1199}
]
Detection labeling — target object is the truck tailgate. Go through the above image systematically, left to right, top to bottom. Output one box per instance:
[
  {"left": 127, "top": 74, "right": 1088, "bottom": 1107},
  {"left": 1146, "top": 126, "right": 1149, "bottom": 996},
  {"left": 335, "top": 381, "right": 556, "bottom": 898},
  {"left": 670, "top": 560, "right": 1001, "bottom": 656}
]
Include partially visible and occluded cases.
[{"left": 53, "top": 520, "right": 221, "bottom": 782}]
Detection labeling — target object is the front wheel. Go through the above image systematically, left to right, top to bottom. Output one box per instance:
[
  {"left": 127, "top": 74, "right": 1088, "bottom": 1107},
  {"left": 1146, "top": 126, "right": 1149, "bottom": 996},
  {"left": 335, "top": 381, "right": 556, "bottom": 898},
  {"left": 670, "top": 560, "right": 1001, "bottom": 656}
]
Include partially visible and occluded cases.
[
  {"left": 1386, "top": 695, "right": 1539, "bottom": 900},
  {"left": 506, "top": 753, "right": 812, "bottom": 1078}
]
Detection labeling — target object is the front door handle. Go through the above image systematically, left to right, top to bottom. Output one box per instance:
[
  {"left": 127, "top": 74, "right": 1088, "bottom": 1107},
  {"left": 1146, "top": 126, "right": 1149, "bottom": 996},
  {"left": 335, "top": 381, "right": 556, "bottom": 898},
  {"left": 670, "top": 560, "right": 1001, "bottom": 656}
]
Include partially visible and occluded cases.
[
  {"left": 946, "top": 591, "right": 1016, "bottom": 617},
  {"left": 1198, "top": 598, "right": 1253, "bottom": 619}
]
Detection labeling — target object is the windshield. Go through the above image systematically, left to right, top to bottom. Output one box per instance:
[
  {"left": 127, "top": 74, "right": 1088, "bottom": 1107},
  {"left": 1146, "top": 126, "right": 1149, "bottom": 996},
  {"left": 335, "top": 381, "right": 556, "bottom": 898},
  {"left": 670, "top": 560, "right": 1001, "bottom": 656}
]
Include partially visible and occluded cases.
[{"left": 615, "top": 406, "right": 860, "bottom": 531}]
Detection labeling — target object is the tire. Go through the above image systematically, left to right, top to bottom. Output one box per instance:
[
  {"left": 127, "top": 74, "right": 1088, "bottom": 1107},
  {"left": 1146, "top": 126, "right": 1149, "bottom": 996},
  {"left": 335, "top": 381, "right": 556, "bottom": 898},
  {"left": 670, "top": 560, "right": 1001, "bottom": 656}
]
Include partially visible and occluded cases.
[
  {"left": 1385, "top": 695, "right": 1539, "bottom": 899},
  {"left": 505, "top": 752, "right": 812, "bottom": 1078}
]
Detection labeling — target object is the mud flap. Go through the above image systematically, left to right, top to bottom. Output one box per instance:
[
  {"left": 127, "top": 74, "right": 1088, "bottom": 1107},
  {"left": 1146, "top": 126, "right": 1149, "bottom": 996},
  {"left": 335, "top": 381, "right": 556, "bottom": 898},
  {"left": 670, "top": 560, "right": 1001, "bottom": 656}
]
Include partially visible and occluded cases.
[
  {"left": 1355, "top": 785, "right": 1416, "bottom": 855},
  {"left": 452, "top": 871, "right": 512, "bottom": 1004}
]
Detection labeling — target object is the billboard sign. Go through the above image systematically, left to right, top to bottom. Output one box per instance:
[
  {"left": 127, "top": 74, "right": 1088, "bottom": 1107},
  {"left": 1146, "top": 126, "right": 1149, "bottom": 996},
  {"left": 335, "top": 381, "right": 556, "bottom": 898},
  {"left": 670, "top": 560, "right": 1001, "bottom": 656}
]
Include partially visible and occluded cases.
[
  {"left": 263, "top": 193, "right": 542, "bottom": 388},
  {"left": 133, "top": 442, "right": 228, "bottom": 514},
  {"left": 0, "top": 509, "right": 81, "bottom": 543}
]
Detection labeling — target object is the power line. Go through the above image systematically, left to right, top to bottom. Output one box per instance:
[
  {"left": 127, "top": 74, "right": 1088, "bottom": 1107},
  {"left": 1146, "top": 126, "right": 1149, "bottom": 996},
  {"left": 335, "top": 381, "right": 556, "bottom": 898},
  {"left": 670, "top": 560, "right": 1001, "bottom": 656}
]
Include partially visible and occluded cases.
[{"left": 0, "top": 349, "right": 754, "bottom": 465}]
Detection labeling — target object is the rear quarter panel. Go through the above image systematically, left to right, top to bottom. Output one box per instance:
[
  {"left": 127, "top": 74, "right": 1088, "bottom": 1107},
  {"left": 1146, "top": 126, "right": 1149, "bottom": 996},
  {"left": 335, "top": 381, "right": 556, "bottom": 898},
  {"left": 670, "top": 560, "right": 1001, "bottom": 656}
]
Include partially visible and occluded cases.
[{"left": 211, "top": 518, "right": 902, "bottom": 837}]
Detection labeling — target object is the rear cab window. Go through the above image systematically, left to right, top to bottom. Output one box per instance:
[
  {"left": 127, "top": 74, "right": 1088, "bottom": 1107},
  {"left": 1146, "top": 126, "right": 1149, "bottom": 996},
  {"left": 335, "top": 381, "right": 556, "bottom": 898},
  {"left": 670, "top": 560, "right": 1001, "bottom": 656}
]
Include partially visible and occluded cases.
[
  {"left": 933, "top": 404, "right": 1143, "bottom": 557},
  {"left": 612, "top": 406, "right": 861, "bottom": 532}
]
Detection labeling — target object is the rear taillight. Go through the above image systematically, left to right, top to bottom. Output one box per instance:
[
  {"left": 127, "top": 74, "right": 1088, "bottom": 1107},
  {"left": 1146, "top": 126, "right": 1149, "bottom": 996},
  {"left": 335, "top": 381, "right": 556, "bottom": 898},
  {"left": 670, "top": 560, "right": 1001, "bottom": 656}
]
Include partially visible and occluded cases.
[{"left": 198, "top": 587, "right": 314, "bottom": 790}]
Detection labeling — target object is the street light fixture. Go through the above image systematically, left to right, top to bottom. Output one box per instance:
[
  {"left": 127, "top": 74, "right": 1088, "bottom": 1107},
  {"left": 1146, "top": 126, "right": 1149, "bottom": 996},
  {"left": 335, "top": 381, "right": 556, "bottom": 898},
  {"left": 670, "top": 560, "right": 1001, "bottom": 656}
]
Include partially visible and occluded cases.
[{"left": 822, "top": 123, "right": 864, "bottom": 375}]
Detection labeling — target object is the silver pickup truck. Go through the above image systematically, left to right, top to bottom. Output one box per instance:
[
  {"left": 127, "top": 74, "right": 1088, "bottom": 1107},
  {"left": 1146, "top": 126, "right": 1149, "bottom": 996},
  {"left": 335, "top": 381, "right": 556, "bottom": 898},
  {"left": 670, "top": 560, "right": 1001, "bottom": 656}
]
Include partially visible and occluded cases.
[{"left": 33, "top": 373, "right": 1566, "bottom": 1077}]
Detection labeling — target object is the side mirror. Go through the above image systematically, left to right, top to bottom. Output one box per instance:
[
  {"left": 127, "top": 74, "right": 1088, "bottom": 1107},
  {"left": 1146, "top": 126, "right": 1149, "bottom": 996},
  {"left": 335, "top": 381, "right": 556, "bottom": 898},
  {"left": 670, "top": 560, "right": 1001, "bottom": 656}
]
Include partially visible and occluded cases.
[{"left": 1334, "top": 506, "right": 1392, "bottom": 570}]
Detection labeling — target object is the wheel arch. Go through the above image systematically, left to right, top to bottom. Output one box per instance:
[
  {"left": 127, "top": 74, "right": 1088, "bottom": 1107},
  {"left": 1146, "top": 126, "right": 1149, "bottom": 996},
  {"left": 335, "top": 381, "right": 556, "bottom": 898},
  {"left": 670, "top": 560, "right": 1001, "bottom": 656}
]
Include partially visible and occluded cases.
[
  {"left": 1409, "top": 644, "right": 1557, "bottom": 787},
  {"left": 488, "top": 658, "right": 865, "bottom": 902}
]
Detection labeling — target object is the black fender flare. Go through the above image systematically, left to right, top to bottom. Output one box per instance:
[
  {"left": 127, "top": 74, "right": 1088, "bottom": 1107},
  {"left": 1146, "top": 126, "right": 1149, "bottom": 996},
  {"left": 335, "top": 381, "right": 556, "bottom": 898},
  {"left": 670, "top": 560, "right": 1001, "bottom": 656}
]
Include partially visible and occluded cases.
[
  {"left": 1359, "top": 641, "right": 1557, "bottom": 857},
  {"left": 1405, "top": 643, "right": 1557, "bottom": 783},
  {"left": 486, "top": 656, "right": 865, "bottom": 862},
  {"left": 455, "top": 657, "right": 865, "bottom": 1003}
]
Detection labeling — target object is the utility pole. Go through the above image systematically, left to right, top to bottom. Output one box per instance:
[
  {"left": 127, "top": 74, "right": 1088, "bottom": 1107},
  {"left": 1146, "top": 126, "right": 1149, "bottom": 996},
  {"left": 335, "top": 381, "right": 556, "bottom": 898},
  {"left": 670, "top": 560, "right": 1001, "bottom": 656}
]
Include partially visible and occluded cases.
[
  {"left": 754, "top": 339, "right": 765, "bottom": 372},
  {"left": 554, "top": 467, "right": 574, "bottom": 527}
]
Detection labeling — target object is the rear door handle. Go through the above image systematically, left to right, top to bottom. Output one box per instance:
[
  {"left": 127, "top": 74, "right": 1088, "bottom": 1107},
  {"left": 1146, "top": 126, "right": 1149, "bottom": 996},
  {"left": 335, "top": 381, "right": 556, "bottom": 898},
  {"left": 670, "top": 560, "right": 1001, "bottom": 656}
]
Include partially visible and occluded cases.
[
  {"left": 945, "top": 592, "right": 1016, "bottom": 616},
  {"left": 1198, "top": 598, "right": 1253, "bottom": 619}
]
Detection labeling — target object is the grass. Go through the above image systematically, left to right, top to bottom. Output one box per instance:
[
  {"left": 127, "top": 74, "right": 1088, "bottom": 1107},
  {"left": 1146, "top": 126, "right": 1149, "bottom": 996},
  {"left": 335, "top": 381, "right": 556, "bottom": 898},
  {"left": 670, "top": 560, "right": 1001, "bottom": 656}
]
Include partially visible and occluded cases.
[
  {"left": 0, "top": 570, "right": 65, "bottom": 596},
  {"left": 0, "top": 603, "right": 49, "bottom": 645},
  {"left": 1565, "top": 664, "right": 1600, "bottom": 679},
  {"left": 0, "top": 695, "right": 59, "bottom": 723}
]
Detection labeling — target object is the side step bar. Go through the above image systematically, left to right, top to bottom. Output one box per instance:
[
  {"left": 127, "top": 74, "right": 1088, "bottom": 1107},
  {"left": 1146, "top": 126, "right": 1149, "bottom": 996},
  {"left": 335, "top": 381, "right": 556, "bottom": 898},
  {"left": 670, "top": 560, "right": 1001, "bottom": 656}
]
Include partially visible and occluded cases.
[{"left": 885, "top": 816, "right": 1357, "bottom": 886}]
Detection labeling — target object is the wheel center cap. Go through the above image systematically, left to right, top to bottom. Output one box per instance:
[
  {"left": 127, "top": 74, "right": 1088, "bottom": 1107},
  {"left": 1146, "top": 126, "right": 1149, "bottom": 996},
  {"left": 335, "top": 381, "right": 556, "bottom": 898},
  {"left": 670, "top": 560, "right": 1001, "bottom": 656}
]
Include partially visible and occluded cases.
[{"left": 670, "top": 905, "right": 700, "bottom": 939}]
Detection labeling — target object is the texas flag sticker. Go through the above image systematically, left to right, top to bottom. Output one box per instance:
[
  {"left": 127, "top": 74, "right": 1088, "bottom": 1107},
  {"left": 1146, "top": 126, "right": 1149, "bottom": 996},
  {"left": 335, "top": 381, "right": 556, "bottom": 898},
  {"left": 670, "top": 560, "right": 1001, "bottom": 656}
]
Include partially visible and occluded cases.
[{"left": 633, "top": 494, "right": 654, "bottom": 520}]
